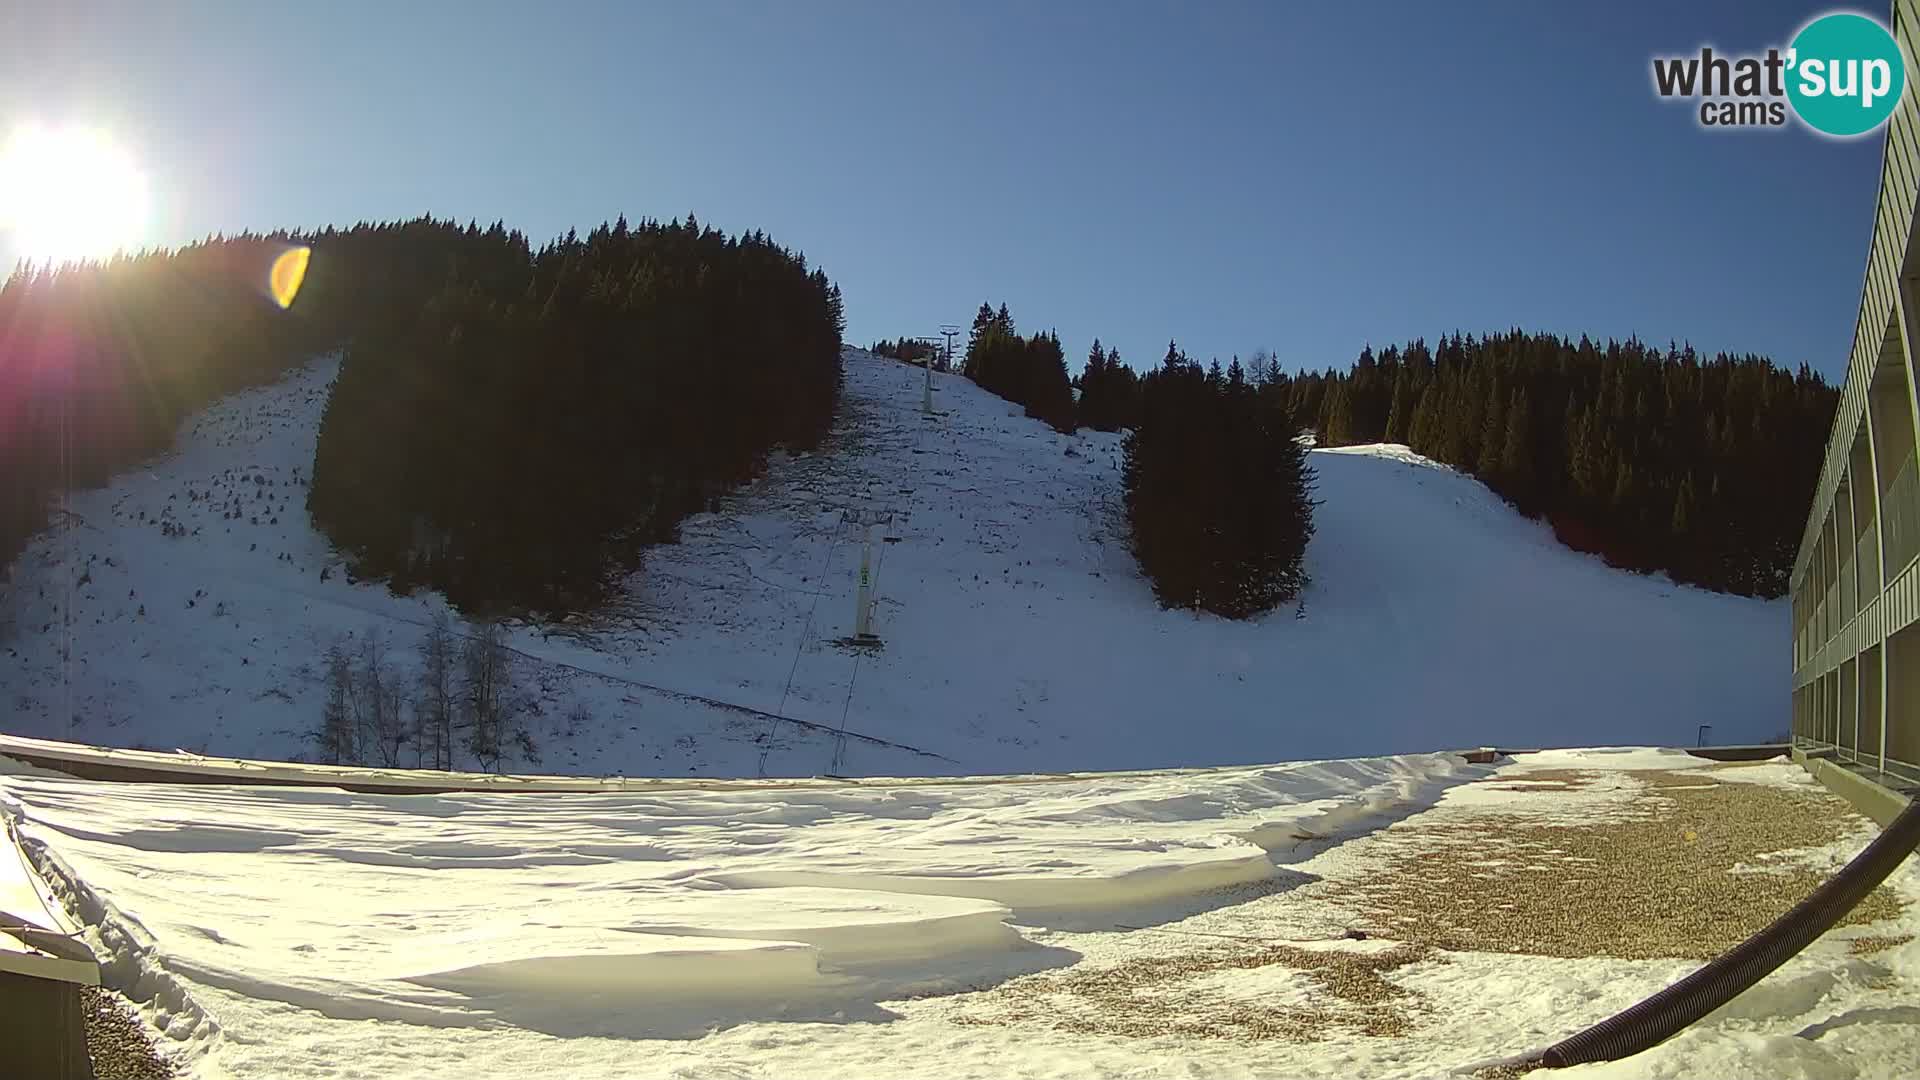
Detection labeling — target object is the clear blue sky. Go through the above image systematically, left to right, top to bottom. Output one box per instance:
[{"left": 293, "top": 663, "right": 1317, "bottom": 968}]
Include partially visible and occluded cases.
[{"left": 0, "top": 1, "right": 1888, "bottom": 380}]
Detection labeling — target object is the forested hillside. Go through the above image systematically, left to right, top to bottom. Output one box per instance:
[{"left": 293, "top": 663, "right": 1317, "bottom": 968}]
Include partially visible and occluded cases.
[
  {"left": 0, "top": 217, "right": 845, "bottom": 617},
  {"left": 307, "top": 217, "right": 844, "bottom": 615},
  {"left": 1, "top": 220, "right": 532, "bottom": 569},
  {"left": 0, "top": 237, "right": 331, "bottom": 568},
  {"left": 961, "top": 303, "right": 1077, "bottom": 433},
  {"left": 967, "top": 305, "right": 1826, "bottom": 603},
  {"left": 1232, "top": 333, "right": 1832, "bottom": 597},
  {"left": 870, "top": 337, "right": 946, "bottom": 368},
  {"left": 0, "top": 346, "right": 1790, "bottom": 775}
]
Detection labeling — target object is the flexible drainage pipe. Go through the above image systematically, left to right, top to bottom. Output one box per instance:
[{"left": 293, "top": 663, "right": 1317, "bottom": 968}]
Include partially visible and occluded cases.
[{"left": 1532, "top": 795, "right": 1920, "bottom": 1068}]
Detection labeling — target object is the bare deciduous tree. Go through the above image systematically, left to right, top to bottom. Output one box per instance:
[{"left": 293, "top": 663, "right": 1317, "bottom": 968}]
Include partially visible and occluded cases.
[
  {"left": 1248, "top": 348, "right": 1281, "bottom": 388},
  {"left": 416, "top": 612, "right": 457, "bottom": 770},
  {"left": 463, "top": 617, "right": 517, "bottom": 773},
  {"left": 356, "top": 627, "right": 406, "bottom": 767},
  {"left": 318, "top": 637, "right": 357, "bottom": 764},
  {"left": 406, "top": 697, "right": 426, "bottom": 770},
  {"left": 564, "top": 700, "right": 591, "bottom": 738},
  {"left": 514, "top": 726, "right": 541, "bottom": 766}
]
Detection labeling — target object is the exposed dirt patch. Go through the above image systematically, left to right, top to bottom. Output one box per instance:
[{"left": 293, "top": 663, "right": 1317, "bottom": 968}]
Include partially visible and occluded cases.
[
  {"left": 1475, "top": 769, "right": 1592, "bottom": 789},
  {"left": 1848, "top": 933, "right": 1915, "bottom": 957},
  {"left": 951, "top": 941, "right": 1437, "bottom": 1042},
  {"left": 1472, "top": 1062, "right": 1545, "bottom": 1080}
]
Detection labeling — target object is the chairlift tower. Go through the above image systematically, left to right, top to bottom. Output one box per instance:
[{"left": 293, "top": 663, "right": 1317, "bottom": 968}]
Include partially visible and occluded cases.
[
  {"left": 939, "top": 324, "right": 961, "bottom": 374},
  {"left": 916, "top": 335, "right": 939, "bottom": 416},
  {"left": 921, "top": 346, "right": 934, "bottom": 415},
  {"left": 842, "top": 507, "right": 892, "bottom": 646}
]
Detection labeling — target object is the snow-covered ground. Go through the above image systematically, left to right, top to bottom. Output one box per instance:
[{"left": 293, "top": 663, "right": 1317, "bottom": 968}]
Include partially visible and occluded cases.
[
  {"left": 0, "top": 348, "right": 1784, "bottom": 777},
  {"left": 3, "top": 746, "right": 1912, "bottom": 1079}
]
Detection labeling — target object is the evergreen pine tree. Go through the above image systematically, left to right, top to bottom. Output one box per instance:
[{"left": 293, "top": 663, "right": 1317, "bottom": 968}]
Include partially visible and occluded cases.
[
  {"left": 1023, "top": 330, "right": 1077, "bottom": 433},
  {"left": 1079, "top": 338, "right": 1109, "bottom": 429},
  {"left": 1107, "top": 346, "right": 1138, "bottom": 430},
  {"left": 1384, "top": 374, "right": 1414, "bottom": 444},
  {"left": 1477, "top": 377, "right": 1506, "bottom": 475},
  {"left": 1324, "top": 381, "right": 1354, "bottom": 445},
  {"left": 1499, "top": 389, "right": 1534, "bottom": 508},
  {"left": 1611, "top": 459, "right": 1635, "bottom": 509},
  {"left": 1672, "top": 475, "right": 1696, "bottom": 535}
]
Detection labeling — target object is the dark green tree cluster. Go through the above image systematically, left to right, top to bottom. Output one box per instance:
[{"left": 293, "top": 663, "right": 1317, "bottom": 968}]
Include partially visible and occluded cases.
[
  {"left": 1, "top": 215, "right": 844, "bottom": 618},
  {"left": 307, "top": 215, "right": 843, "bottom": 615},
  {"left": 0, "top": 236, "right": 344, "bottom": 567},
  {"left": 962, "top": 302, "right": 1077, "bottom": 433},
  {"left": 1268, "top": 331, "right": 1835, "bottom": 597},
  {"left": 869, "top": 337, "right": 947, "bottom": 370},
  {"left": 1076, "top": 338, "right": 1140, "bottom": 431},
  {"left": 1123, "top": 343, "right": 1316, "bottom": 618}
]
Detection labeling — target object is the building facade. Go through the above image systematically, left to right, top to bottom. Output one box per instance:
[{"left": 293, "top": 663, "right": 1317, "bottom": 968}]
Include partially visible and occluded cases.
[{"left": 1790, "top": 0, "right": 1920, "bottom": 784}]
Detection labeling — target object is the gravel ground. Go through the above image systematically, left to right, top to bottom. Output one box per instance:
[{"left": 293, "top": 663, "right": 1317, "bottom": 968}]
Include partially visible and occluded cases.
[
  {"left": 948, "top": 761, "right": 1910, "bottom": 1046},
  {"left": 1315, "top": 766, "right": 1904, "bottom": 961},
  {"left": 81, "top": 986, "right": 173, "bottom": 1080}
]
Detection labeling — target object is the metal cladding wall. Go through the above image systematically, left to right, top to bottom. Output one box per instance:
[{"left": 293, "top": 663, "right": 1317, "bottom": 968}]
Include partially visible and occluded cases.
[{"left": 1791, "top": 0, "right": 1920, "bottom": 785}]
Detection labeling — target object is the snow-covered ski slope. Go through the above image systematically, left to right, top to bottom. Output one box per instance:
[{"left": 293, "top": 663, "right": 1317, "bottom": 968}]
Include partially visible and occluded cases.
[{"left": 0, "top": 348, "right": 1782, "bottom": 777}]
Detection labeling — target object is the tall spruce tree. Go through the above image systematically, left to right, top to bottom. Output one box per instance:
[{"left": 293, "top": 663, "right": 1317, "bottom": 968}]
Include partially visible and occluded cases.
[
  {"left": 1023, "top": 330, "right": 1077, "bottom": 433},
  {"left": 1384, "top": 374, "right": 1414, "bottom": 444}
]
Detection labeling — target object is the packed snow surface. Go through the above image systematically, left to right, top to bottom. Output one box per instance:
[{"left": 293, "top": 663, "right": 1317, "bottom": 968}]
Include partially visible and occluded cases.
[
  {"left": 1, "top": 349, "right": 1784, "bottom": 777},
  {"left": 4, "top": 747, "right": 1914, "bottom": 1078},
  {"left": 2, "top": 751, "right": 1477, "bottom": 1072}
]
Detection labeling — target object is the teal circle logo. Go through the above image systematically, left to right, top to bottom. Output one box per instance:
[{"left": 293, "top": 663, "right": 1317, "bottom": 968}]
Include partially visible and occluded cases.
[{"left": 1787, "top": 13, "right": 1907, "bottom": 136}]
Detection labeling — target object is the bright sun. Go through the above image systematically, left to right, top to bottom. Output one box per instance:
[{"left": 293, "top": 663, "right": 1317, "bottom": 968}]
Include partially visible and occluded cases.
[{"left": 0, "top": 124, "right": 149, "bottom": 265}]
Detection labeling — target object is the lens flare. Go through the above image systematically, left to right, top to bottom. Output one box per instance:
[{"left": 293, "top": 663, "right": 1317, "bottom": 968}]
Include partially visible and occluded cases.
[{"left": 270, "top": 246, "right": 310, "bottom": 309}]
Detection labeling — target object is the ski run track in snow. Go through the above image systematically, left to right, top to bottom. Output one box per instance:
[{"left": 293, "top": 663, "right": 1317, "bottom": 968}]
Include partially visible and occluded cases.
[{"left": 2, "top": 347, "right": 1785, "bottom": 779}]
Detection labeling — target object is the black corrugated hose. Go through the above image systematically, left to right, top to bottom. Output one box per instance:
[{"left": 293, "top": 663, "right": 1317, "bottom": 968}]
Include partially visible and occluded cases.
[{"left": 1531, "top": 794, "right": 1920, "bottom": 1069}]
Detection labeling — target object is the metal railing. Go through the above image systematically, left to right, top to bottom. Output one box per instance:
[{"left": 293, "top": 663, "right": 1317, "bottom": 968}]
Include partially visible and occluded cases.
[
  {"left": 1882, "top": 453, "right": 1920, "bottom": 578},
  {"left": 1858, "top": 524, "right": 1880, "bottom": 599},
  {"left": 1842, "top": 547, "right": 1858, "bottom": 626},
  {"left": 1807, "top": 736, "right": 1920, "bottom": 787}
]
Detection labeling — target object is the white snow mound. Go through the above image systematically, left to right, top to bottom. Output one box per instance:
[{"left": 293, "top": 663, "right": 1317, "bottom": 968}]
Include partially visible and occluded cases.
[{"left": 0, "top": 748, "right": 1482, "bottom": 1065}]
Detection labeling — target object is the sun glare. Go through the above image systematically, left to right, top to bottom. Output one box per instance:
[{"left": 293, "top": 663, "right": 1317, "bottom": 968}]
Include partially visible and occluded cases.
[{"left": 0, "top": 124, "right": 149, "bottom": 265}]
